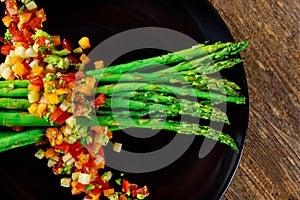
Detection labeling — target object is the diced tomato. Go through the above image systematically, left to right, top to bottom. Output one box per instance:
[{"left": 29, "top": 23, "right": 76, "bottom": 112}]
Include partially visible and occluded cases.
[
  {"left": 5, "top": 0, "right": 18, "bottom": 17},
  {"left": 35, "top": 9, "right": 47, "bottom": 22},
  {"left": 19, "top": 12, "right": 32, "bottom": 25},
  {"left": 29, "top": 17, "right": 42, "bottom": 30},
  {"left": 23, "top": 29, "right": 34, "bottom": 44},
  {"left": 10, "top": 30, "right": 25, "bottom": 42},
  {"left": 52, "top": 35, "right": 61, "bottom": 46},
  {"left": 62, "top": 38, "right": 72, "bottom": 51},
  {"left": 1, "top": 43, "right": 13, "bottom": 55},
  {"left": 67, "top": 55, "right": 80, "bottom": 64},
  {"left": 61, "top": 72, "right": 76, "bottom": 85},
  {"left": 29, "top": 76, "right": 43, "bottom": 87},
  {"left": 94, "top": 93, "right": 106, "bottom": 108},
  {"left": 49, "top": 106, "right": 70, "bottom": 124},
  {"left": 49, "top": 107, "right": 64, "bottom": 121},
  {"left": 55, "top": 110, "right": 70, "bottom": 124},
  {"left": 55, "top": 141, "right": 70, "bottom": 154},
  {"left": 69, "top": 141, "right": 85, "bottom": 157},
  {"left": 44, "top": 148, "right": 59, "bottom": 158},
  {"left": 52, "top": 159, "right": 63, "bottom": 175},
  {"left": 82, "top": 160, "right": 98, "bottom": 176},
  {"left": 94, "top": 176, "right": 111, "bottom": 190},
  {"left": 122, "top": 179, "right": 131, "bottom": 193},
  {"left": 71, "top": 180, "right": 86, "bottom": 195},
  {"left": 132, "top": 186, "right": 149, "bottom": 198}
]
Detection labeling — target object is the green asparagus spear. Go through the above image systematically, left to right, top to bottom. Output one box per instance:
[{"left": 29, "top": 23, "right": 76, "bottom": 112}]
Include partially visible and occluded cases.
[
  {"left": 157, "top": 41, "right": 248, "bottom": 74},
  {"left": 86, "top": 42, "right": 234, "bottom": 76},
  {"left": 0, "top": 80, "right": 29, "bottom": 88},
  {"left": 96, "top": 83, "right": 245, "bottom": 104},
  {"left": 0, "top": 88, "right": 28, "bottom": 97},
  {"left": 101, "top": 97, "right": 229, "bottom": 123},
  {"left": 0, "top": 98, "right": 30, "bottom": 109},
  {"left": 77, "top": 116, "right": 238, "bottom": 150},
  {"left": 0, "top": 128, "right": 45, "bottom": 152}
]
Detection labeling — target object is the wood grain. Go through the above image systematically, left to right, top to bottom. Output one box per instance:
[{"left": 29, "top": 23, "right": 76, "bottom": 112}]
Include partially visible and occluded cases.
[{"left": 207, "top": 0, "right": 300, "bottom": 199}]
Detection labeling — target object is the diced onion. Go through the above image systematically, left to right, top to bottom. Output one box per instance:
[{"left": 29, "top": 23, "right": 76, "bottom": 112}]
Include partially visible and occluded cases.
[
  {"left": 26, "top": 1, "right": 37, "bottom": 10},
  {"left": 14, "top": 46, "right": 26, "bottom": 57},
  {"left": 25, "top": 47, "right": 38, "bottom": 57},
  {"left": 4, "top": 55, "right": 11, "bottom": 64},
  {"left": 29, "top": 59, "right": 39, "bottom": 67},
  {"left": 0, "top": 63, "right": 9, "bottom": 75},
  {"left": 1, "top": 67, "right": 13, "bottom": 80},
  {"left": 28, "top": 91, "right": 40, "bottom": 103},
  {"left": 39, "top": 95, "right": 47, "bottom": 104},
  {"left": 59, "top": 99, "right": 71, "bottom": 111},
  {"left": 65, "top": 116, "right": 76, "bottom": 128},
  {"left": 65, "top": 135, "right": 77, "bottom": 144},
  {"left": 113, "top": 142, "right": 122, "bottom": 153},
  {"left": 34, "top": 149, "right": 45, "bottom": 159},
  {"left": 62, "top": 152, "right": 72, "bottom": 162},
  {"left": 94, "top": 154, "right": 104, "bottom": 166},
  {"left": 50, "top": 155, "right": 59, "bottom": 162},
  {"left": 66, "top": 157, "right": 75, "bottom": 166},
  {"left": 47, "top": 159, "right": 57, "bottom": 168},
  {"left": 71, "top": 172, "right": 80, "bottom": 180},
  {"left": 78, "top": 173, "right": 91, "bottom": 185},
  {"left": 60, "top": 178, "right": 71, "bottom": 188}
]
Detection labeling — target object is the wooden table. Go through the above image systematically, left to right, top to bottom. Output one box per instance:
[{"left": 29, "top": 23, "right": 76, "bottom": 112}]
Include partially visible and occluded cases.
[{"left": 207, "top": 0, "right": 300, "bottom": 199}]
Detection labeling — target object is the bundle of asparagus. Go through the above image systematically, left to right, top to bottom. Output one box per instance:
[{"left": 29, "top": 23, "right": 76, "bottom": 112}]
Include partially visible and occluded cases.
[
  {"left": 0, "top": 0, "right": 249, "bottom": 199},
  {"left": 0, "top": 40, "right": 248, "bottom": 151}
]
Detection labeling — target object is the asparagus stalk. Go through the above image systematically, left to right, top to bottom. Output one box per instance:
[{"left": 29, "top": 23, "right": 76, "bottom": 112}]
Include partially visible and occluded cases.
[
  {"left": 156, "top": 41, "right": 248, "bottom": 74},
  {"left": 86, "top": 42, "right": 234, "bottom": 76},
  {"left": 91, "top": 71, "right": 241, "bottom": 96},
  {"left": 0, "top": 80, "right": 29, "bottom": 88},
  {"left": 96, "top": 83, "right": 246, "bottom": 104},
  {"left": 0, "top": 88, "right": 28, "bottom": 97},
  {"left": 101, "top": 97, "right": 229, "bottom": 123},
  {"left": 0, "top": 98, "right": 30, "bottom": 109},
  {"left": 0, "top": 112, "right": 238, "bottom": 150},
  {"left": 77, "top": 116, "right": 238, "bottom": 150},
  {"left": 0, "top": 128, "right": 45, "bottom": 152}
]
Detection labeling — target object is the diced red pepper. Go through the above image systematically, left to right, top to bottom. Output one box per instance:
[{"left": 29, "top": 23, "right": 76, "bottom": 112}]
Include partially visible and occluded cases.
[
  {"left": 29, "top": 17, "right": 42, "bottom": 30},
  {"left": 10, "top": 30, "right": 25, "bottom": 42},
  {"left": 62, "top": 38, "right": 72, "bottom": 51},
  {"left": 1, "top": 43, "right": 14, "bottom": 55},
  {"left": 94, "top": 93, "right": 106, "bottom": 108},
  {"left": 49, "top": 107, "right": 70, "bottom": 124},
  {"left": 49, "top": 107, "right": 64, "bottom": 122},
  {"left": 55, "top": 110, "right": 70, "bottom": 125},
  {"left": 55, "top": 141, "right": 70, "bottom": 154}
]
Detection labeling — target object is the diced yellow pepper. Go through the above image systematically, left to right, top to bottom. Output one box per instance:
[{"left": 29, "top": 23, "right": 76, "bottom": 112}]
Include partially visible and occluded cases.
[
  {"left": 2, "top": 15, "right": 12, "bottom": 27},
  {"left": 78, "top": 36, "right": 91, "bottom": 49},
  {"left": 10, "top": 56, "right": 23, "bottom": 65},
  {"left": 12, "top": 62, "right": 28, "bottom": 76},
  {"left": 31, "top": 66, "right": 43, "bottom": 76},
  {"left": 44, "top": 81, "right": 56, "bottom": 94},
  {"left": 56, "top": 88, "right": 70, "bottom": 95},
  {"left": 46, "top": 93, "right": 60, "bottom": 105},
  {"left": 28, "top": 103, "right": 38, "bottom": 115},
  {"left": 36, "top": 103, "right": 47, "bottom": 118}
]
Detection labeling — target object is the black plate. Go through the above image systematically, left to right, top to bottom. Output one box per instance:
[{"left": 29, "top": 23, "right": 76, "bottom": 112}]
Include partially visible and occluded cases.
[{"left": 0, "top": 0, "right": 248, "bottom": 199}]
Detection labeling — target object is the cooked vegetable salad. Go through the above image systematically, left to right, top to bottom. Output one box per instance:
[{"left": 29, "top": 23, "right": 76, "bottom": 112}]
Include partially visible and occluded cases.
[{"left": 0, "top": 0, "right": 248, "bottom": 199}]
